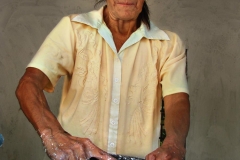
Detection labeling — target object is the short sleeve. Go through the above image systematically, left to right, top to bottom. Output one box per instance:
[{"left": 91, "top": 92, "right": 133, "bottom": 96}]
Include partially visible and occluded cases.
[
  {"left": 27, "top": 16, "right": 75, "bottom": 92},
  {"left": 159, "top": 31, "right": 189, "bottom": 97}
]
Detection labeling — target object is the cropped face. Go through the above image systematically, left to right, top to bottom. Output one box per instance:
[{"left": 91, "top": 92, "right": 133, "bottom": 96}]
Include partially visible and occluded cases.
[{"left": 106, "top": 0, "right": 145, "bottom": 21}]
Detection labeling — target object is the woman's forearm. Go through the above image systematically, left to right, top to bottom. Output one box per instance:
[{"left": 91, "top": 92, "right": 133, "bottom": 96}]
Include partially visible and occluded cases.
[
  {"left": 15, "top": 68, "right": 64, "bottom": 135},
  {"left": 163, "top": 93, "right": 190, "bottom": 145}
]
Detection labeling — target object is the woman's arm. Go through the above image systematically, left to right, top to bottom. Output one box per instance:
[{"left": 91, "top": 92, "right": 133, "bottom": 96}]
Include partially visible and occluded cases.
[
  {"left": 16, "top": 67, "right": 114, "bottom": 160},
  {"left": 16, "top": 67, "right": 62, "bottom": 134},
  {"left": 146, "top": 93, "right": 190, "bottom": 160}
]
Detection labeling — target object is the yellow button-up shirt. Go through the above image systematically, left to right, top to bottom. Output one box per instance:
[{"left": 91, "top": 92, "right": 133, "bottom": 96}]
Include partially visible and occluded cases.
[{"left": 28, "top": 7, "right": 189, "bottom": 158}]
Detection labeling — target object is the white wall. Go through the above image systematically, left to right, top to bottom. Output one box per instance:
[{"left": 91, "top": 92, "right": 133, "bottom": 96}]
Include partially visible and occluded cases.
[{"left": 0, "top": 0, "right": 239, "bottom": 159}]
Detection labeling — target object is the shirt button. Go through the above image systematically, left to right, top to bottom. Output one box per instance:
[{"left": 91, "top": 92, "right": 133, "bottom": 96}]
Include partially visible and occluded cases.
[
  {"left": 114, "top": 78, "right": 119, "bottom": 83},
  {"left": 113, "top": 98, "right": 119, "bottom": 104},
  {"left": 110, "top": 120, "right": 116, "bottom": 125},
  {"left": 110, "top": 143, "right": 115, "bottom": 147}
]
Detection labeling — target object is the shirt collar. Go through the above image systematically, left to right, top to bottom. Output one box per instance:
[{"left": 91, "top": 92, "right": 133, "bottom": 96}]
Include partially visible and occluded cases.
[{"left": 71, "top": 6, "right": 170, "bottom": 41}]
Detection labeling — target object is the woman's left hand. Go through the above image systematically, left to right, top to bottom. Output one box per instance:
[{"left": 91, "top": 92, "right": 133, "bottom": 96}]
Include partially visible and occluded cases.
[{"left": 145, "top": 139, "right": 186, "bottom": 160}]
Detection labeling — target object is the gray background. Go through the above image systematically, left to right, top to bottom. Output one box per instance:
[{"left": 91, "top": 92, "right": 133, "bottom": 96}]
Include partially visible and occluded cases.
[{"left": 0, "top": 0, "right": 239, "bottom": 159}]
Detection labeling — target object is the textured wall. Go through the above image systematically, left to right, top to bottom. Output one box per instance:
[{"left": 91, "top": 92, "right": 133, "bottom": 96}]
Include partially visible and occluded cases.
[{"left": 0, "top": 0, "right": 239, "bottom": 159}]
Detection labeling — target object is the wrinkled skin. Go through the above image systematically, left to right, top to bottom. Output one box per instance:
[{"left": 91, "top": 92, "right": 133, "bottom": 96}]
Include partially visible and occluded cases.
[
  {"left": 103, "top": 0, "right": 145, "bottom": 51},
  {"left": 106, "top": 0, "right": 144, "bottom": 21},
  {"left": 145, "top": 93, "right": 190, "bottom": 160},
  {"left": 41, "top": 129, "right": 114, "bottom": 160},
  {"left": 145, "top": 138, "right": 186, "bottom": 160}
]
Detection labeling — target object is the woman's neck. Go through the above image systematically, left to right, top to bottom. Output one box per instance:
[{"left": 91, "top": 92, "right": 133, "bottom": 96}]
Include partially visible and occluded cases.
[{"left": 103, "top": 6, "right": 138, "bottom": 51}]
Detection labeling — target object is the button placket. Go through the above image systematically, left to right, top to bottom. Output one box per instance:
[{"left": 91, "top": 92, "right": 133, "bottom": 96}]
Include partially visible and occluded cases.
[{"left": 107, "top": 54, "right": 122, "bottom": 154}]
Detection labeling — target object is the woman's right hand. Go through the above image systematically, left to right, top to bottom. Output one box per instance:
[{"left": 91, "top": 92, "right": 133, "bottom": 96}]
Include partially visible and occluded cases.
[
  {"left": 16, "top": 68, "right": 115, "bottom": 160},
  {"left": 40, "top": 129, "right": 115, "bottom": 160}
]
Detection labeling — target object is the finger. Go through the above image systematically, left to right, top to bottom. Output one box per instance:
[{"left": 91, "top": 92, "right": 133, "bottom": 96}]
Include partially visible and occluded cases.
[
  {"left": 74, "top": 138, "right": 115, "bottom": 160},
  {"left": 79, "top": 138, "right": 108, "bottom": 159},
  {"left": 72, "top": 143, "right": 87, "bottom": 160},
  {"left": 88, "top": 143, "right": 115, "bottom": 160},
  {"left": 85, "top": 144, "right": 115, "bottom": 160},
  {"left": 64, "top": 148, "right": 75, "bottom": 160},
  {"left": 48, "top": 150, "right": 68, "bottom": 160},
  {"left": 93, "top": 150, "right": 116, "bottom": 160},
  {"left": 75, "top": 152, "right": 87, "bottom": 160},
  {"left": 160, "top": 153, "right": 172, "bottom": 160},
  {"left": 145, "top": 154, "right": 156, "bottom": 160},
  {"left": 149, "top": 154, "right": 156, "bottom": 160}
]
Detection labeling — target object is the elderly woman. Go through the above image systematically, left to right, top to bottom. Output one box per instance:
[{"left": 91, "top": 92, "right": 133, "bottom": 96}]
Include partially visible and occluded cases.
[{"left": 16, "top": 0, "right": 190, "bottom": 160}]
